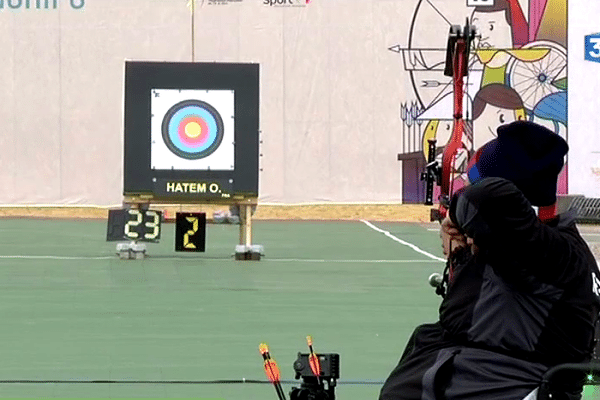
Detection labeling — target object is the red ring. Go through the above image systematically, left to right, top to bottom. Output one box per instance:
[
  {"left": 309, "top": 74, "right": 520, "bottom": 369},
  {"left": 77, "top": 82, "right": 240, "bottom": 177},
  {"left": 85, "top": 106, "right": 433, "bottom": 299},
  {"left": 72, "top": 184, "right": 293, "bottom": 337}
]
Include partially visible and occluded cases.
[{"left": 178, "top": 116, "right": 210, "bottom": 147}]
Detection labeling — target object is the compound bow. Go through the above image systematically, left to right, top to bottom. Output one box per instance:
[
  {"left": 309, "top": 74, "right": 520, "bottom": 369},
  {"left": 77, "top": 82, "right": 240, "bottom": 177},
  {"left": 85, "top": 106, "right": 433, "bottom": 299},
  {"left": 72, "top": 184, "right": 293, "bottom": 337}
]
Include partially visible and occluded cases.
[
  {"left": 421, "top": 19, "right": 476, "bottom": 296},
  {"left": 422, "top": 19, "right": 476, "bottom": 222}
]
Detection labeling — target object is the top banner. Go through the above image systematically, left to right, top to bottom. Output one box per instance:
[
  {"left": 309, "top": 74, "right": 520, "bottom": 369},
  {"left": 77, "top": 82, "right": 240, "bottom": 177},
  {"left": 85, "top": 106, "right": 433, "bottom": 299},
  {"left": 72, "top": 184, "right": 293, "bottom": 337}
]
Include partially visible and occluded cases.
[{"left": 0, "top": 0, "right": 85, "bottom": 10}]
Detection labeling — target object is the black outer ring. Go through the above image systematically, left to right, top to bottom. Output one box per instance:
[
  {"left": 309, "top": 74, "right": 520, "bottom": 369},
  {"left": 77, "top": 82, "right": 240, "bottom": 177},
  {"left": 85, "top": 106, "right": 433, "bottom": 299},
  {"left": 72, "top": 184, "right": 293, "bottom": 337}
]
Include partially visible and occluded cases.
[{"left": 161, "top": 99, "right": 225, "bottom": 160}]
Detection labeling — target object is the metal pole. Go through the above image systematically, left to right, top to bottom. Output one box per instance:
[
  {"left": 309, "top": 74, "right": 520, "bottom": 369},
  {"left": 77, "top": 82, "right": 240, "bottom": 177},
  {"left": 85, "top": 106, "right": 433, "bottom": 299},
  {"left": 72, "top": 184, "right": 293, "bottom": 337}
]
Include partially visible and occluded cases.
[{"left": 191, "top": 0, "right": 195, "bottom": 62}]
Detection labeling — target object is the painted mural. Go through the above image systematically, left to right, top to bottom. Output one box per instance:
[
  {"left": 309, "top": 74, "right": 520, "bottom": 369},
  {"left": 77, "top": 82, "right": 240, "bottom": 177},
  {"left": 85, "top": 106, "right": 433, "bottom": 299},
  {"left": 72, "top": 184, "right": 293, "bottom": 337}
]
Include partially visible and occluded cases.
[{"left": 394, "top": 0, "right": 567, "bottom": 204}]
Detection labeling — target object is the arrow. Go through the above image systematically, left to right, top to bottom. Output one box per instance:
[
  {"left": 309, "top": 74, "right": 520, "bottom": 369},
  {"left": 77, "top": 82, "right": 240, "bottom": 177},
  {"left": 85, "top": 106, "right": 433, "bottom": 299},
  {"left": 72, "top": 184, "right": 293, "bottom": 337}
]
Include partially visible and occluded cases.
[
  {"left": 306, "top": 336, "right": 323, "bottom": 387},
  {"left": 259, "top": 343, "right": 287, "bottom": 400}
]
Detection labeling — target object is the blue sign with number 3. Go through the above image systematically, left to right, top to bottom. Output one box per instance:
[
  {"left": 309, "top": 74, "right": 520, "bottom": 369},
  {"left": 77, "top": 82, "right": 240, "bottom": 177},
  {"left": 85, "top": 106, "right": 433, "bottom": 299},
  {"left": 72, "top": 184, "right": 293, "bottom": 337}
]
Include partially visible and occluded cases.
[{"left": 585, "top": 33, "right": 600, "bottom": 63}]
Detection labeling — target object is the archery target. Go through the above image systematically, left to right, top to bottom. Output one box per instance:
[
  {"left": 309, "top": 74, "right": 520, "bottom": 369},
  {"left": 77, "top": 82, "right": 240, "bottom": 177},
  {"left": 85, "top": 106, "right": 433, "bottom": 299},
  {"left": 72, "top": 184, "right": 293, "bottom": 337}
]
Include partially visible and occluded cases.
[{"left": 151, "top": 89, "right": 235, "bottom": 170}]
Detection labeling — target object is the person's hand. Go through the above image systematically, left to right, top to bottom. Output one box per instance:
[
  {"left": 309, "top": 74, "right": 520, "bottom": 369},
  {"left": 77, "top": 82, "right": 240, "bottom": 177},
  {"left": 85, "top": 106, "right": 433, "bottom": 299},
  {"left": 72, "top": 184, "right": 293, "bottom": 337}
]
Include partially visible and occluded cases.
[{"left": 440, "top": 216, "right": 467, "bottom": 257}]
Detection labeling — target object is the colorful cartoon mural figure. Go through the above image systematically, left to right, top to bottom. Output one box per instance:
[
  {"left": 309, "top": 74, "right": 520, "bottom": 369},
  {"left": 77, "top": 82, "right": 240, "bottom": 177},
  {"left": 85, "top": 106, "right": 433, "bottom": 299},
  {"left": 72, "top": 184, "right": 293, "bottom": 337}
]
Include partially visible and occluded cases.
[{"left": 394, "top": 0, "right": 567, "bottom": 203}]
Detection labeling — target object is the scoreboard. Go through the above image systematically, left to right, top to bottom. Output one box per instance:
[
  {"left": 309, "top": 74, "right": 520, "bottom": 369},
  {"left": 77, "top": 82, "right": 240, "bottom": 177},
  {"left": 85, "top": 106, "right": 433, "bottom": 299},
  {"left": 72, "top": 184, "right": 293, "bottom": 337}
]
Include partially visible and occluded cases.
[
  {"left": 106, "top": 209, "right": 207, "bottom": 253},
  {"left": 106, "top": 209, "right": 162, "bottom": 242},
  {"left": 175, "top": 212, "right": 206, "bottom": 252}
]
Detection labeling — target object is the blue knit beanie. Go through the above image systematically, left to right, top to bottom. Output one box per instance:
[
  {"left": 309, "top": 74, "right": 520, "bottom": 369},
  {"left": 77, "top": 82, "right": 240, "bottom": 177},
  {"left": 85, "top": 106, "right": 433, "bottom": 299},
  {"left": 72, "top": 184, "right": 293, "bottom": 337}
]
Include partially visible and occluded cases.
[{"left": 467, "top": 121, "right": 568, "bottom": 207}]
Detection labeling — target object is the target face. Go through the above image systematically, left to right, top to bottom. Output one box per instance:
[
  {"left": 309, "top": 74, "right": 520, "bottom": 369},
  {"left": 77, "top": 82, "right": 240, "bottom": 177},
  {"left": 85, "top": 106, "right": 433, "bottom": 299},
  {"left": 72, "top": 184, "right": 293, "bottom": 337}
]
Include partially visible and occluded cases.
[
  {"left": 151, "top": 89, "right": 235, "bottom": 171},
  {"left": 162, "top": 99, "right": 224, "bottom": 159}
]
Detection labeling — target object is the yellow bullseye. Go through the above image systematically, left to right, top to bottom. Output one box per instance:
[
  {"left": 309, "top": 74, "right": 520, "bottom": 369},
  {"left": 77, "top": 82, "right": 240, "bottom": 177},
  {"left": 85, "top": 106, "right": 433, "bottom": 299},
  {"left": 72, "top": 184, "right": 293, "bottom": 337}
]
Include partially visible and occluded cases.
[{"left": 185, "top": 122, "right": 202, "bottom": 138}]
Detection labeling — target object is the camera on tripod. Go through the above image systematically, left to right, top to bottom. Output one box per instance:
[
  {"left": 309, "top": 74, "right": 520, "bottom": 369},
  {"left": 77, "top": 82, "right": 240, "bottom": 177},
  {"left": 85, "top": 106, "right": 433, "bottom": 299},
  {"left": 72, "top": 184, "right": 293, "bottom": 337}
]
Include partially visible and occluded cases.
[{"left": 290, "top": 352, "right": 340, "bottom": 400}]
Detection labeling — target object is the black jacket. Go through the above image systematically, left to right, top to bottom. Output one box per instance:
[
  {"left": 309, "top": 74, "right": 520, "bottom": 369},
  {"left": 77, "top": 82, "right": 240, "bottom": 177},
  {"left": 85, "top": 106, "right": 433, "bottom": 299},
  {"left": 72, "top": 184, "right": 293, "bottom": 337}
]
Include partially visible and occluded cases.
[{"left": 380, "top": 178, "right": 600, "bottom": 400}]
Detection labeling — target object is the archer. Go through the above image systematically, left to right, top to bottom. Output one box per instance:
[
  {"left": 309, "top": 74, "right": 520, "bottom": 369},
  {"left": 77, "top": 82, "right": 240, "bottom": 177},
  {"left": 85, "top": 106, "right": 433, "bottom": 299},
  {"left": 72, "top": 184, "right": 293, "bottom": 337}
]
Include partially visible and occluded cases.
[{"left": 380, "top": 21, "right": 600, "bottom": 400}]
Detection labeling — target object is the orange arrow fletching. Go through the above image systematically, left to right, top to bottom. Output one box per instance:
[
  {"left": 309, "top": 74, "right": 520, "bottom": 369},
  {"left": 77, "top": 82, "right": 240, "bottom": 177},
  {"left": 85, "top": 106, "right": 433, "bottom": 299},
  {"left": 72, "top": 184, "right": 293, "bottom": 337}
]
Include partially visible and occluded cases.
[
  {"left": 306, "top": 335, "right": 321, "bottom": 377},
  {"left": 308, "top": 353, "right": 322, "bottom": 377},
  {"left": 263, "top": 359, "right": 281, "bottom": 383}
]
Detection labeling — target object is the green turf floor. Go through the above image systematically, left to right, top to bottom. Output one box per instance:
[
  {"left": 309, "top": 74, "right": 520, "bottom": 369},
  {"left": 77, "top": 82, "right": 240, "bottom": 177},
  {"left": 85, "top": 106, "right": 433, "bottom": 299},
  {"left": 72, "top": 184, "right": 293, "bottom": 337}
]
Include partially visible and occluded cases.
[
  {"left": 0, "top": 218, "right": 596, "bottom": 399},
  {"left": 0, "top": 219, "right": 443, "bottom": 398}
]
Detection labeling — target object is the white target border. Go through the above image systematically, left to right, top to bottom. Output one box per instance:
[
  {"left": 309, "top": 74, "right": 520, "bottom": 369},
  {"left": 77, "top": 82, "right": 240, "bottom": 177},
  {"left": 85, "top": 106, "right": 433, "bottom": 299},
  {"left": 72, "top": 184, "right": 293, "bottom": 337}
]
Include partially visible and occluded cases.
[{"left": 150, "top": 88, "right": 235, "bottom": 171}]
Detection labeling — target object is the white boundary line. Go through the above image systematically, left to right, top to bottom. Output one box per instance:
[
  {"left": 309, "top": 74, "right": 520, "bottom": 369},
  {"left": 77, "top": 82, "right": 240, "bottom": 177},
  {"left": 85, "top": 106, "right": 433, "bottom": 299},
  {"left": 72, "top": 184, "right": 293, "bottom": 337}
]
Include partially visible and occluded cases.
[
  {"left": 361, "top": 220, "right": 445, "bottom": 262},
  {"left": 0, "top": 255, "right": 113, "bottom": 260}
]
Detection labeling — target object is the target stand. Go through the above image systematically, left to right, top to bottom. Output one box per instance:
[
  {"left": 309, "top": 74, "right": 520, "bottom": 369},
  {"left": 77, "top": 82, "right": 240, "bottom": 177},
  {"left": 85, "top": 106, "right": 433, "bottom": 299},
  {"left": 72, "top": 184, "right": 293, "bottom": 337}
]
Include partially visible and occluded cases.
[
  {"left": 106, "top": 61, "right": 263, "bottom": 260},
  {"left": 234, "top": 200, "right": 264, "bottom": 260}
]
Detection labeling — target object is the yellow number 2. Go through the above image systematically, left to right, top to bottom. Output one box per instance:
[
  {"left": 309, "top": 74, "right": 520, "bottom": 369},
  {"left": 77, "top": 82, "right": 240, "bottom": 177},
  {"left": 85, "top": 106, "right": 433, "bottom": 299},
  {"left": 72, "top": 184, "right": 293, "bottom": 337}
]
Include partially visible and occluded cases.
[{"left": 183, "top": 217, "right": 199, "bottom": 249}]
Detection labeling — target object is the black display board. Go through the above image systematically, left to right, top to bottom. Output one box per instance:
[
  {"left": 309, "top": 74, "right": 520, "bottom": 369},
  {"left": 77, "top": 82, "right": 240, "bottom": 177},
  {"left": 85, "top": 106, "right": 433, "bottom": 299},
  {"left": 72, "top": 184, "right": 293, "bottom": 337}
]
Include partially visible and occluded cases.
[
  {"left": 123, "top": 61, "right": 260, "bottom": 202},
  {"left": 106, "top": 209, "right": 162, "bottom": 242},
  {"left": 175, "top": 212, "right": 206, "bottom": 252}
]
